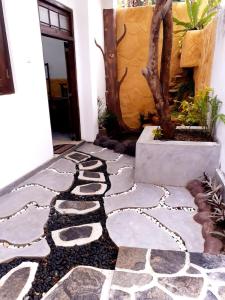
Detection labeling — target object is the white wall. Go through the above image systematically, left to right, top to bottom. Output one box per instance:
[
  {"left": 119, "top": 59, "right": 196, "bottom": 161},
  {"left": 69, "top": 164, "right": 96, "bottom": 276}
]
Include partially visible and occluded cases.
[
  {"left": 0, "top": 0, "right": 53, "bottom": 189},
  {"left": 0, "top": 0, "right": 114, "bottom": 189},
  {"left": 58, "top": 0, "right": 114, "bottom": 142},
  {"left": 211, "top": 8, "right": 225, "bottom": 173},
  {"left": 42, "top": 36, "right": 67, "bottom": 79}
]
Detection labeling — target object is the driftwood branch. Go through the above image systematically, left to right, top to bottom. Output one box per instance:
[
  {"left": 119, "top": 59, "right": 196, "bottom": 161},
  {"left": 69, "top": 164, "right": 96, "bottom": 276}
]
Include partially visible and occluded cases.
[
  {"left": 142, "top": 0, "right": 175, "bottom": 139},
  {"left": 117, "top": 24, "right": 127, "bottom": 46},
  {"left": 94, "top": 39, "right": 106, "bottom": 60},
  {"left": 118, "top": 67, "right": 128, "bottom": 90}
]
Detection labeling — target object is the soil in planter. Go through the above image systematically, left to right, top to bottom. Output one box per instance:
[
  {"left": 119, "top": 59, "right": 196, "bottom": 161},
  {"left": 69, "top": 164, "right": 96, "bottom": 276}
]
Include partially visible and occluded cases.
[{"left": 158, "top": 129, "right": 213, "bottom": 142}]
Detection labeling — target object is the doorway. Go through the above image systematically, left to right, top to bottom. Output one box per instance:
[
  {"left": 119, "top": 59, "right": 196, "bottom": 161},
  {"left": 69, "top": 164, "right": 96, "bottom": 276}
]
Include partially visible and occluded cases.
[{"left": 38, "top": 0, "right": 81, "bottom": 142}]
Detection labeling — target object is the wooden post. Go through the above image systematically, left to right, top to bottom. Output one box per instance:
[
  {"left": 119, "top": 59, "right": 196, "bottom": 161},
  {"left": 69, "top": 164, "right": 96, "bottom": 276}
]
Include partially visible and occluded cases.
[{"left": 103, "top": 9, "right": 118, "bottom": 115}]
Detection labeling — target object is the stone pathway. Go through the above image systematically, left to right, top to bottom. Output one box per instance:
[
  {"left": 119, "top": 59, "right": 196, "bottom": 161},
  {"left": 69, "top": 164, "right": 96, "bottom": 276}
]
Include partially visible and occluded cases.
[
  {"left": 0, "top": 142, "right": 224, "bottom": 299},
  {"left": 109, "top": 246, "right": 225, "bottom": 300}
]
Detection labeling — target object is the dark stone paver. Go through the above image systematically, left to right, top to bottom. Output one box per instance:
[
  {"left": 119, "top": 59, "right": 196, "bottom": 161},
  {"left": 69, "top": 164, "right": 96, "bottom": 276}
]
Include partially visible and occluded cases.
[
  {"left": 116, "top": 247, "right": 147, "bottom": 271},
  {"left": 150, "top": 249, "right": 186, "bottom": 274},
  {"left": 43, "top": 267, "right": 112, "bottom": 300},
  {"left": 112, "top": 271, "right": 152, "bottom": 288},
  {"left": 158, "top": 276, "right": 204, "bottom": 297},
  {"left": 135, "top": 287, "right": 173, "bottom": 300}
]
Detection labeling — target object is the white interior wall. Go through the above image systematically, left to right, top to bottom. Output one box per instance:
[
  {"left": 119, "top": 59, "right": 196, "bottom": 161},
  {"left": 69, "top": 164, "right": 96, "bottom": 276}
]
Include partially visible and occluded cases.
[
  {"left": 0, "top": 0, "right": 53, "bottom": 190},
  {"left": 211, "top": 8, "right": 225, "bottom": 173},
  {"left": 42, "top": 36, "right": 67, "bottom": 79}
]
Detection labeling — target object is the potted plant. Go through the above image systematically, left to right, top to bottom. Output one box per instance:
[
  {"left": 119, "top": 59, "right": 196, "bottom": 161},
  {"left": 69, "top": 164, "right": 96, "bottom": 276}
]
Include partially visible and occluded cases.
[{"left": 173, "top": 0, "right": 220, "bottom": 67}]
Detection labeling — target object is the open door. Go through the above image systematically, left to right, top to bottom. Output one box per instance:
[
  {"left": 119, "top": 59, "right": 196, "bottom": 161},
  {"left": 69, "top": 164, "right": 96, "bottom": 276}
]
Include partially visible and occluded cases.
[{"left": 38, "top": 0, "right": 81, "bottom": 141}]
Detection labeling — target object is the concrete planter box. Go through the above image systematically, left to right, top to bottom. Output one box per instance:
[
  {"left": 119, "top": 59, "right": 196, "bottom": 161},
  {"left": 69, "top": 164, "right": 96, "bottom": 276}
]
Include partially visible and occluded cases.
[{"left": 135, "top": 126, "right": 221, "bottom": 187}]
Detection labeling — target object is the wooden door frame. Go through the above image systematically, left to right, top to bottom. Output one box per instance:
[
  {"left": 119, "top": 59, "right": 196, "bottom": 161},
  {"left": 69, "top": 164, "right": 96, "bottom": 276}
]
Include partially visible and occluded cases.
[{"left": 38, "top": 0, "right": 81, "bottom": 140}]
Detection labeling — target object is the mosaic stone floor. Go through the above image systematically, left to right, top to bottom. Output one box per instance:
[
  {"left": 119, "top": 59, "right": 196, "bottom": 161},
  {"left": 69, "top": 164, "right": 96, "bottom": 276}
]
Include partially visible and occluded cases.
[{"left": 0, "top": 142, "right": 224, "bottom": 299}]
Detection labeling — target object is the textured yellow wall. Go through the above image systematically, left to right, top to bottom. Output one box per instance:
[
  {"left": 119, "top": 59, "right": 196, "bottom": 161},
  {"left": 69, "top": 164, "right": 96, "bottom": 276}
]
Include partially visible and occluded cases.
[
  {"left": 116, "top": 3, "right": 188, "bottom": 129},
  {"left": 116, "top": 3, "right": 216, "bottom": 129},
  {"left": 194, "top": 20, "right": 217, "bottom": 93}
]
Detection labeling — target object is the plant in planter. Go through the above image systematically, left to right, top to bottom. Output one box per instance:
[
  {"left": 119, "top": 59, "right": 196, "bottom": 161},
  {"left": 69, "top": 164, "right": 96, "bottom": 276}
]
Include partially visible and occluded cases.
[
  {"left": 173, "top": 0, "right": 221, "bottom": 34},
  {"left": 177, "top": 88, "right": 225, "bottom": 139}
]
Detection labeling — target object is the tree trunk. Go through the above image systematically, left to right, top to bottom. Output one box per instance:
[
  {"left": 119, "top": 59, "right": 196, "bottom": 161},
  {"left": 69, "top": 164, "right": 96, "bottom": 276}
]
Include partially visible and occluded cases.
[{"left": 142, "top": 0, "right": 175, "bottom": 139}]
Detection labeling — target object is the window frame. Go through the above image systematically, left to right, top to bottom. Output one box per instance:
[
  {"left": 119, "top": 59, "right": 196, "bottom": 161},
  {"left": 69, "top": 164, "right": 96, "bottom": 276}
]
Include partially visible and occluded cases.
[{"left": 0, "top": 0, "right": 14, "bottom": 95}]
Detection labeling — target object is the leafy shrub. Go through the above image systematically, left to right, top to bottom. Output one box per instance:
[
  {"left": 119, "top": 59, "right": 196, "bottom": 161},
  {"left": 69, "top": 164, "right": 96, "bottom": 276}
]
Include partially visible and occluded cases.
[{"left": 177, "top": 88, "right": 225, "bottom": 137}]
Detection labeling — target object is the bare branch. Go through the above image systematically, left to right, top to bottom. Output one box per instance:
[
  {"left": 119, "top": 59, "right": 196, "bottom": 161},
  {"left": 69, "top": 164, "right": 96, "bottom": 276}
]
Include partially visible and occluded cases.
[
  {"left": 117, "top": 24, "right": 127, "bottom": 46},
  {"left": 94, "top": 39, "right": 106, "bottom": 60},
  {"left": 118, "top": 67, "right": 128, "bottom": 90}
]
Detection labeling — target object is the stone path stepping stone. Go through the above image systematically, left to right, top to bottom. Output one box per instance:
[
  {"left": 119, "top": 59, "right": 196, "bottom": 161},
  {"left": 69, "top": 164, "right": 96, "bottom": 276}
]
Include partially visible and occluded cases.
[
  {"left": 77, "top": 142, "right": 104, "bottom": 154},
  {"left": 92, "top": 149, "right": 121, "bottom": 161},
  {"left": 65, "top": 151, "right": 90, "bottom": 163},
  {"left": 107, "top": 155, "right": 135, "bottom": 174},
  {"left": 48, "top": 158, "right": 76, "bottom": 173},
  {"left": 79, "top": 160, "right": 103, "bottom": 171},
  {"left": 105, "top": 167, "right": 134, "bottom": 196},
  {"left": 20, "top": 169, "right": 74, "bottom": 192},
  {"left": 78, "top": 170, "right": 106, "bottom": 182},
  {"left": 72, "top": 183, "right": 107, "bottom": 196},
  {"left": 104, "top": 183, "right": 163, "bottom": 214},
  {"left": 0, "top": 186, "right": 57, "bottom": 218},
  {"left": 166, "top": 186, "right": 197, "bottom": 208},
  {"left": 55, "top": 200, "right": 100, "bottom": 215},
  {"left": 0, "top": 206, "right": 50, "bottom": 244},
  {"left": 148, "top": 209, "right": 204, "bottom": 252},
  {"left": 106, "top": 211, "right": 180, "bottom": 250},
  {"left": 51, "top": 222, "right": 103, "bottom": 247},
  {"left": 0, "top": 238, "right": 50, "bottom": 264},
  {"left": 116, "top": 247, "right": 147, "bottom": 271},
  {"left": 150, "top": 249, "right": 186, "bottom": 274},
  {"left": 190, "top": 252, "right": 225, "bottom": 269},
  {"left": 0, "top": 262, "right": 38, "bottom": 299},
  {"left": 42, "top": 266, "right": 113, "bottom": 300},
  {"left": 111, "top": 271, "right": 152, "bottom": 288},
  {"left": 158, "top": 276, "right": 204, "bottom": 298},
  {"left": 135, "top": 287, "right": 172, "bottom": 300},
  {"left": 110, "top": 289, "right": 131, "bottom": 299}
]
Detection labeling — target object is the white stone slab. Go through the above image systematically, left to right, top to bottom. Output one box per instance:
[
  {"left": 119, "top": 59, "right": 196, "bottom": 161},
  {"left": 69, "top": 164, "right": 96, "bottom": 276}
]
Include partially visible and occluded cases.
[
  {"left": 135, "top": 126, "right": 220, "bottom": 186},
  {"left": 77, "top": 142, "right": 105, "bottom": 154},
  {"left": 92, "top": 149, "right": 121, "bottom": 161},
  {"left": 65, "top": 151, "right": 90, "bottom": 163},
  {"left": 107, "top": 155, "right": 135, "bottom": 174},
  {"left": 48, "top": 158, "right": 76, "bottom": 173},
  {"left": 79, "top": 160, "right": 103, "bottom": 171},
  {"left": 105, "top": 168, "right": 134, "bottom": 196},
  {"left": 20, "top": 169, "right": 74, "bottom": 192},
  {"left": 78, "top": 171, "right": 106, "bottom": 182},
  {"left": 71, "top": 183, "right": 107, "bottom": 196},
  {"left": 104, "top": 183, "right": 163, "bottom": 214},
  {"left": 0, "top": 186, "right": 56, "bottom": 218},
  {"left": 166, "top": 186, "right": 197, "bottom": 208},
  {"left": 55, "top": 200, "right": 100, "bottom": 215},
  {"left": 0, "top": 206, "right": 50, "bottom": 244},
  {"left": 148, "top": 209, "right": 204, "bottom": 252},
  {"left": 106, "top": 211, "right": 180, "bottom": 251},
  {"left": 51, "top": 223, "right": 102, "bottom": 247},
  {"left": 0, "top": 238, "right": 50, "bottom": 263}
]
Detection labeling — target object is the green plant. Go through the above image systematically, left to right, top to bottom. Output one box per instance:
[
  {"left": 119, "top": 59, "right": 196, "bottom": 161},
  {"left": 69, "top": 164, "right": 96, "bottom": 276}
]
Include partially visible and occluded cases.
[
  {"left": 173, "top": 0, "right": 220, "bottom": 34},
  {"left": 177, "top": 88, "right": 225, "bottom": 137},
  {"left": 152, "top": 127, "right": 163, "bottom": 139}
]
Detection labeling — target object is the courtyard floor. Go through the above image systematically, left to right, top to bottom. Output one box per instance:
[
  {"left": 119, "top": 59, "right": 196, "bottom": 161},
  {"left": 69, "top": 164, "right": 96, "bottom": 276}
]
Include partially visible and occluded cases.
[{"left": 0, "top": 143, "right": 225, "bottom": 299}]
